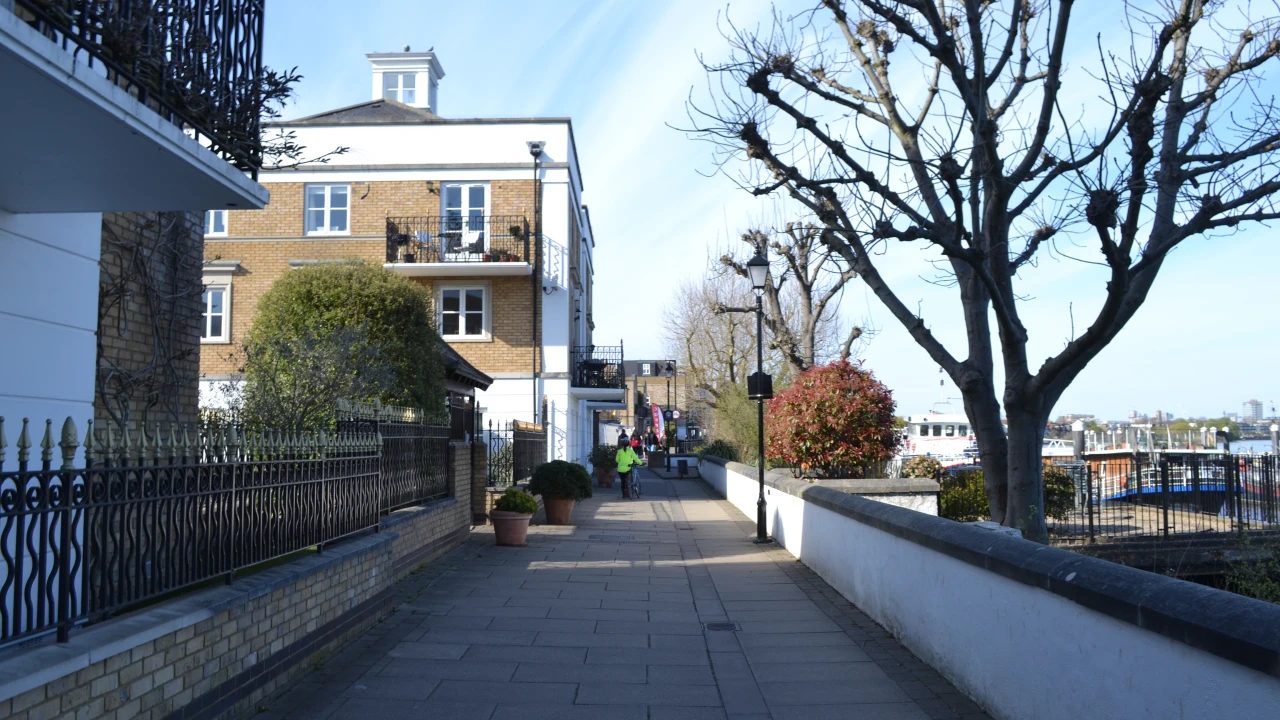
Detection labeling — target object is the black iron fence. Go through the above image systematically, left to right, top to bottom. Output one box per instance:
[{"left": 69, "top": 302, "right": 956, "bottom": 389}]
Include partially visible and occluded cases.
[
  {"left": 15, "top": 0, "right": 266, "bottom": 175},
  {"left": 386, "top": 216, "right": 530, "bottom": 264},
  {"left": 571, "top": 345, "right": 625, "bottom": 389},
  {"left": 335, "top": 400, "right": 449, "bottom": 513},
  {"left": 0, "top": 416, "right": 380, "bottom": 647},
  {"left": 485, "top": 420, "right": 547, "bottom": 488},
  {"left": 1051, "top": 453, "right": 1280, "bottom": 543}
]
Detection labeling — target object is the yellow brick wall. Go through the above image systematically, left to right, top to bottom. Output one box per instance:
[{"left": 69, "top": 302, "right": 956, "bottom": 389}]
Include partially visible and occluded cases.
[{"left": 201, "top": 179, "right": 542, "bottom": 380}]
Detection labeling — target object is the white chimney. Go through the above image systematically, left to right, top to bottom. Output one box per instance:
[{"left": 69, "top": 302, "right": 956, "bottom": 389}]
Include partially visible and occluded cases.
[{"left": 366, "top": 47, "right": 445, "bottom": 114}]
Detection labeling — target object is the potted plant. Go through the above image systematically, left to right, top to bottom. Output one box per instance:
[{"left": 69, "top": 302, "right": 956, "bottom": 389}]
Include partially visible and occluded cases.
[
  {"left": 589, "top": 444, "right": 618, "bottom": 487},
  {"left": 527, "top": 460, "right": 593, "bottom": 525},
  {"left": 491, "top": 487, "right": 538, "bottom": 546}
]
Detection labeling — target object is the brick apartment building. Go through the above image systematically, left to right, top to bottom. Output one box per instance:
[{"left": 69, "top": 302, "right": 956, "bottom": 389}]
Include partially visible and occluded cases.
[{"left": 198, "top": 47, "right": 623, "bottom": 463}]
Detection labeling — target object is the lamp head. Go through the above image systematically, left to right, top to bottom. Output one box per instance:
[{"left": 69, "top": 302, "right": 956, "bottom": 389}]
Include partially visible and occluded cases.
[
  {"left": 526, "top": 140, "right": 546, "bottom": 159},
  {"left": 746, "top": 252, "right": 769, "bottom": 292},
  {"left": 664, "top": 362, "right": 674, "bottom": 378}
]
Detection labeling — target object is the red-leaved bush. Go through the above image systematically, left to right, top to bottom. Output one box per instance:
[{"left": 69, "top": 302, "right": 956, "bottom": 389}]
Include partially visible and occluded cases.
[{"left": 766, "top": 360, "right": 901, "bottom": 476}]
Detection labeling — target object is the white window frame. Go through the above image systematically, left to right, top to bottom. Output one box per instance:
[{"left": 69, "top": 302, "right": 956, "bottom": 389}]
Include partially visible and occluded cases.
[
  {"left": 382, "top": 72, "right": 416, "bottom": 104},
  {"left": 304, "top": 184, "right": 350, "bottom": 236},
  {"left": 205, "top": 209, "right": 228, "bottom": 237},
  {"left": 201, "top": 261, "right": 239, "bottom": 344},
  {"left": 200, "top": 284, "right": 230, "bottom": 344},
  {"left": 438, "top": 284, "right": 490, "bottom": 342}
]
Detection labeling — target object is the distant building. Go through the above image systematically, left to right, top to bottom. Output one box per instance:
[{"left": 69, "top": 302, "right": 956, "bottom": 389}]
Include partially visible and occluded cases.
[
  {"left": 1242, "top": 399, "right": 1264, "bottom": 424},
  {"left": 1055, "top": 414, "right": 1096, "bottom": 425}
]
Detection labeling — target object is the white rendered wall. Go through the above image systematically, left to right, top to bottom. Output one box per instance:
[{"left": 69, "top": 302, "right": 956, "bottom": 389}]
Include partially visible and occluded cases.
[
  {"left": 0, "top": 211, "right": 101, "bottom": 430},
  {"left": 700, "top": 461, "right": 1280, "bottom": 720}
]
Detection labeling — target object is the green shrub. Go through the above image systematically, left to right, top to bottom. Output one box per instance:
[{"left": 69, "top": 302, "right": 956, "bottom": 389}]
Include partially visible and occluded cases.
[
  {"left": 243, "top": 262, "right": 444, "bottom": 427},
  {"left": 699, "top": 440, "right": 740, "bottom": 462},
  {"left": 589, "top": 444, "right": 618, "bottom": 469},
  {"left": 903, "top": 456, "right": 944, "bottom": 479},
  {"left": 528, "top": 460, "right": 593, "bottom": 501},
  {"left": 1042, "top": 461, "right": 1076, "bottom": 521},
  {"left": 939, "top": 468, "right": 989, "bottom": 523},
  {"left": 493, "top": 488, "right": 538, "bottom": 514}
]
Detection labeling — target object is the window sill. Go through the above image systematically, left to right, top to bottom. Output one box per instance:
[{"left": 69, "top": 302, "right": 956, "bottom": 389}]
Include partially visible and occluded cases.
[
  {"left": 304, "top": 231, "right": 352, "bottom": 237},
  {"left": 441, "top": 335, "right": 492, "bottom": 343},
  {"left": 201, "top": 338, "right": 233, "bottom": 345}
]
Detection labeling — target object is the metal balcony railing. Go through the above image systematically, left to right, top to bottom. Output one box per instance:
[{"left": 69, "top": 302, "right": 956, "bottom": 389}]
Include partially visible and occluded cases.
[
  {"left": 15, "top": 0, "right": 267, "bottom": 176},
  {"left": 386, "top": 215, "right": 531, "bottom": 264},
  {"left": 572, "top": 345, "right": 625, "bottom": 389}
]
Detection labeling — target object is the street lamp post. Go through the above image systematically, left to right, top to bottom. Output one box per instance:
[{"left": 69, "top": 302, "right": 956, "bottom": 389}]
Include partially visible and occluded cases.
[
  {"left": 745, "top": 251, "right": 772, "bottom": 544},
  {"left": 664, "top": 362, "right": 675, "bottom": 470}
]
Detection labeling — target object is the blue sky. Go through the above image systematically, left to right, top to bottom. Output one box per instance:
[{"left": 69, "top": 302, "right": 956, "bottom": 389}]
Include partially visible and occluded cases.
[{"left": 263, "top": 0, "right": 1280, "bottom": 423}]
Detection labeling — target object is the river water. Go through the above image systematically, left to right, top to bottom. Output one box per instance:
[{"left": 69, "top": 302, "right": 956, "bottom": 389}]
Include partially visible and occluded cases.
[{"left": 1228, "top": 438, "right": 1276, "bottom": 454}]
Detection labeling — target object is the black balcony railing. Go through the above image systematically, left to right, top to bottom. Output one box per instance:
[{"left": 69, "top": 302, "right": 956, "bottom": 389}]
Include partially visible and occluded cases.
[
  {"left": 15, "top": 0, "right": 267, "bottom": 176},
  {"left": 387, "top": 216, "right": 530, "bottom": 264},
  {"left": 571, "top": 345, "right": 625, "bottom": 389}
]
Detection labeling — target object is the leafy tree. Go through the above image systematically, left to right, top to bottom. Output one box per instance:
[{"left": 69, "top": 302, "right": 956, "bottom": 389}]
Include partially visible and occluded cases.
[
  {"left": 693, "top": 1, "right": 1280, "bottom": 539},
  {"left": 243, "top": 262, "right": 444, "bottom": 428},
  {"left": 766, "top": 360, "right": 901, "bottom": 477},
  {"left": 903, "top": 455, "right": 944, "bottom": 479}
]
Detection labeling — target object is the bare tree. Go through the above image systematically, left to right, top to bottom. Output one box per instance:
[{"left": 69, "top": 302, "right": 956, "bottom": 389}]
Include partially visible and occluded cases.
[
  {"left": 691, "top": 0, "right": 1280, "bottom": 538},
  {"left": 718, "top": 224, "right": 862, "bottom": 378},
  {"left": 662, "top": 274, "right": 760, "bottom": 408}
]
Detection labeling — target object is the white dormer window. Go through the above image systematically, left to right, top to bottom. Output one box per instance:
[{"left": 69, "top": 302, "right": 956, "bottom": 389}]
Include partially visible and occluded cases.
[{"left": 383, "top": 73, "right": 416, "bottom": 104}]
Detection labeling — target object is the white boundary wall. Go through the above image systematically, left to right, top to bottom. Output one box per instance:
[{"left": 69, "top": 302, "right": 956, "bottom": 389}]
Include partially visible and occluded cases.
[{"left": 700, "top": 459, "right": 1280, "bottom": 720}]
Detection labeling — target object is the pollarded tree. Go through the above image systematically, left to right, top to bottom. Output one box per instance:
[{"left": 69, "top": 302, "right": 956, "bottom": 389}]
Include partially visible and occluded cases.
[
  {"left": 692, "top": 0, "right": 1280, "bottom": 539},
  {"left": 767, "top": 360, "right": 901, "bottom": 477}
]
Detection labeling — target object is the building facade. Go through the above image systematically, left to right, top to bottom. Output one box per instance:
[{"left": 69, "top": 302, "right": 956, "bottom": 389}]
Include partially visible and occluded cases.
[
  {"left": 1, "top": 2, "right": 269, "bottom": 432},
  {"left": 198, "top": 48, "right": 623, "bottom": 464},
  {"left": 1243, "top": 399, "right": 1264, "bottom": 425}
]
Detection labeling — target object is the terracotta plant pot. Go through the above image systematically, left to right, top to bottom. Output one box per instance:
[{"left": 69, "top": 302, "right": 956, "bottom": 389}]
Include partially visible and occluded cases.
[
  {"left": 594, "top": 466, "right": 615, "bottom": 488},
  {"left": 543, "top": 497, "right": 576, "bottom": 525},
  {"left": 491, "top": 510, "right": 532, "bottom": 546}
]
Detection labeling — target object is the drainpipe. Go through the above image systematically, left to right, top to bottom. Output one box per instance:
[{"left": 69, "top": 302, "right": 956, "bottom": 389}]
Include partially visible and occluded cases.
[{"left": 527, "top": 141, "right": 545, "bottom": 426}]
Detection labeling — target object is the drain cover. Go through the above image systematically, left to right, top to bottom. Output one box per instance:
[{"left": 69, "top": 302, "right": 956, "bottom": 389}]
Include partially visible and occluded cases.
[
  {"left": 588, "top": 534, "right": 634, "bottom": 542},
  {"left": 704, "top": 622, "right": 741, "bottom": 632}
]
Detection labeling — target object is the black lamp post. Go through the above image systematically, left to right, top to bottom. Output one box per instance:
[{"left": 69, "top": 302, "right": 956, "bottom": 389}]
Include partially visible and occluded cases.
[
  {"left": 526, "top": 140, "right": 545, "bottom": 425},
  {"left": 745, "top": 251, "right": 772, "bottom": 543},
  {"left": 664, "top": 361, "right": 674, "bottom": 469}
]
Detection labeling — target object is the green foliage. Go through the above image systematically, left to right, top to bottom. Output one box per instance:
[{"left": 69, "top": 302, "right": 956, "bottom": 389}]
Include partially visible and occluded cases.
[
  {"left": 243, "top": 262, "right": 444, "bottom": 426},
  {"left": 766, "top": 361, "right": 901, "bottom": 477},
  {"left": 711, "top": 380, "right": 762, "bottom": 465},
  {"left": 699, "top": 439, "right": 740, "bottom": 462},
  {"left": 488, "top": 443, "right": 514, "bottom": 486},
  {"left": 589, "top": 444, "right": 618, "bottom": 469},
  {"left": 903, "top": 456, "right": 943, "bottom": 479},
  {"left": 528, "top": 460, "right": 594, "bottom": 501},
  {"left": 1042, "top": 462, "right": 1076, "bottom": 521},
  {"left": 939, "top": 469, "right": 990, "bottom": 523},
  {"left": 493, "top": 488, "right": 538, "bottom": 515},
  {"left": 1225, "top": 537, "right": 1280, "bottom": 605}
]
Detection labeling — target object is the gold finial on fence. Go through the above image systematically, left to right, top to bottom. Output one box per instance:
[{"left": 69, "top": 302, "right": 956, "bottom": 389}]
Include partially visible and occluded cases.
[
  {"left": 0, "top": 417, "right": 7, "bottom": 467},
  {"left": 18, "top": 418, "right": 32, "bottom": 465},
  {"left": 59, "top": 418, "right": 79, "bottom": 471},
  {"left": 40, "top": 419, "right": 54, "bottom": 466},
  {"left": 152, "top": 423, "right": 163, "bottom": 463},
  {"left": 104, "top": 424, "right": 116, "bottom": 464},
  {"left": 121, "top": 424, "right": 133, "bottom": 463},
  {"left": 169, "top": 424, "right": 179, "bottom": 460},
  {"left": 182, "top": 424, "right": 193, "bottom": 461},
  {"left": 227, "top": 425, "right": 241, "bottom": 461}
]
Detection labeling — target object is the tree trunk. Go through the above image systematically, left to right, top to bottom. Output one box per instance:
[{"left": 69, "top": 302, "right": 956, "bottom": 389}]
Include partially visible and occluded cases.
[
  {"left": 963, "top": 391, "right": 1008, "bottom": 522},
  {"left": 1003, "top": 406, "right": 1048, "bottom": 541}
]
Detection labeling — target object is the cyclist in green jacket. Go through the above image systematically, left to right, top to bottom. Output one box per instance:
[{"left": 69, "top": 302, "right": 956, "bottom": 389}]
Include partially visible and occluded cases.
[{"left": 616, "top": 440, "right": 642, "bottom": 498}]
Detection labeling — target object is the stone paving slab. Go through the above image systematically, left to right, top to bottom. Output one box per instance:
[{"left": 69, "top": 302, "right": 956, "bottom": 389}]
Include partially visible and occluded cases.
[{"left": 252, "top": 471, "right": 990, "bottom": 720}]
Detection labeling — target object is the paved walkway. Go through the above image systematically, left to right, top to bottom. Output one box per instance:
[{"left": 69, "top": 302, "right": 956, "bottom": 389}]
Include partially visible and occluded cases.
[{"left": 256, "top": 471, "right": 988, "bottom": 720}]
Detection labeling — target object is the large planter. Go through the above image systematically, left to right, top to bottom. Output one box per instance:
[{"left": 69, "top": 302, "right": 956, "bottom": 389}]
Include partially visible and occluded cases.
[
  {"left": 594, "top": 466, "right": 616, "bottom": 488},
  {"left": 544, "top": 497, "right": 576, "bottom": 525},
  {"left": 491, "top": 510, "right": 532, "bottom": 546}
]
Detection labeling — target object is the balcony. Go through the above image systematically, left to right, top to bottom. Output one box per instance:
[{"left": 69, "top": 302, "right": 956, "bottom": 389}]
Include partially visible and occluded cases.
[
  {"left": 1, "top": 1, "right": 267, "bottom": 212},
  {"left": 385, "top": 215, "right": 532, "bottom": 278},
  {"left": 572, "top": 345, "right": 624, "bottom": 392}
]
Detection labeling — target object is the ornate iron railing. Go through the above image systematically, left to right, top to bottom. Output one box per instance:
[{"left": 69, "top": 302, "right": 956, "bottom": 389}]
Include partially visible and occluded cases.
[
  {"left": 13, "top": 0, "right": 267, "bottom": 176},
  {"left": 386, "top": 216, "right": 530, "bottom": 264},
  {"left": 571, "top": 345, "right": 625, "bottom": 389},
  {"left": 335, "top": 400, "right": 449, "bottom": 513},
  {"left": 0, "top": 416, "right": 380, "bottom": 646},
  {"left": 486, "top": 420, "right": 546, "bottom": 487}
]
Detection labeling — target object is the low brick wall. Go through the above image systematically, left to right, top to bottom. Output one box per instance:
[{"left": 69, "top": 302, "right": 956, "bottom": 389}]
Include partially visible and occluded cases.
[{"left": 0, "top": 443, "right": 474, "bottom": 720}]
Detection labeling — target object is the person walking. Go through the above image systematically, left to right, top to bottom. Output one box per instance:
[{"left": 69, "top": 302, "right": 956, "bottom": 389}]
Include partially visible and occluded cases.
[{"left": 616, "top": 438, "right": 642, "bottom": 499}]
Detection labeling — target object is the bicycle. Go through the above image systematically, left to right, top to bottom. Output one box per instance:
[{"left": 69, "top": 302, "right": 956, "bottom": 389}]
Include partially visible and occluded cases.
[{"left": 629, "top": 466, "right": 642, "bottom": 498}]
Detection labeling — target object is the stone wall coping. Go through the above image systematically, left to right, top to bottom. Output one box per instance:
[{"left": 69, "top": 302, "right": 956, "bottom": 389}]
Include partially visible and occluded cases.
[
  {"left": 697, "top": 456, "right": 937, "bottom": 494},
  {"left": 707, "top": 457, "right": 1280, "bottom": 679},
  {"left": 0, "top": 497, "right": 454, "bottom": 703}
]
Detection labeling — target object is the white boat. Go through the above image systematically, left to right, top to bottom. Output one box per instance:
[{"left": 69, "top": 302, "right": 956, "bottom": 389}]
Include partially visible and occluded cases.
[{"left": 900, "top": 412, "right": 979, "bottom": 467}]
